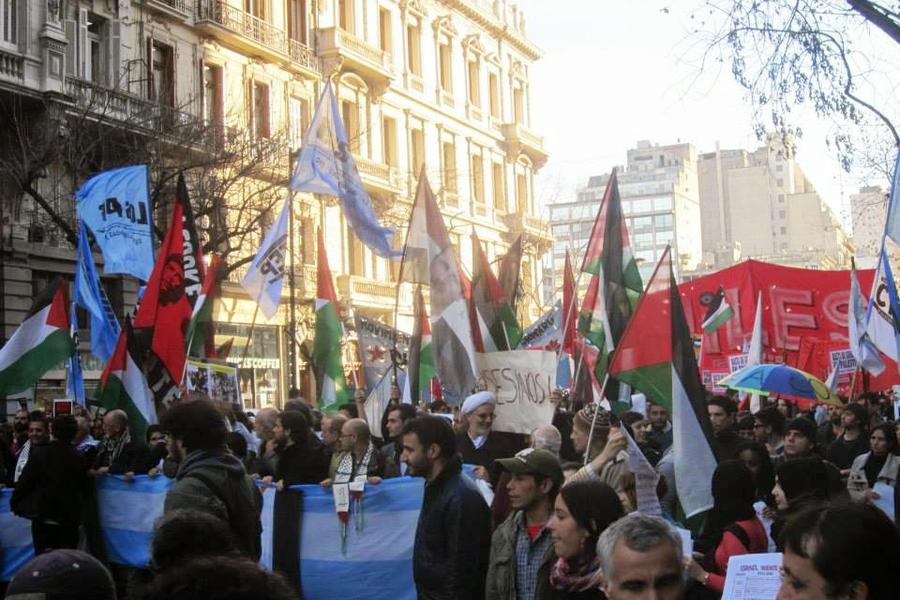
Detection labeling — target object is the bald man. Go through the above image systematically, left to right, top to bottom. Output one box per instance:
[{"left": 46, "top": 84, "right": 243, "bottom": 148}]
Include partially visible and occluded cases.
[
  {"left": 91, "top": 409, "right": 152, "bottom": 476},
  {"left": 322, "top": 418, "right": 386, "bottom": 486}
]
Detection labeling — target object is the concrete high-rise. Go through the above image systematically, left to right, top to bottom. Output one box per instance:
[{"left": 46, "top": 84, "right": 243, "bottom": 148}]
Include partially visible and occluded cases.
[
  {"left": 696, "top": 136, "right": 852, "bottom": 271},
  {"left": 850, "top": 186, "right": 888, "bottom": 269}
]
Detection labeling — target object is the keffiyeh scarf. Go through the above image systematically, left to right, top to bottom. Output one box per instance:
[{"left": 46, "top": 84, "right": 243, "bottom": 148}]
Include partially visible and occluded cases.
[
  {"left": 101, "top": 430, "right": 132, "bottom": 467},
  {"left": 334, "top": 441, "right": 376, "bottom": 484},
  {"left": 549, "top": 556, "right": 606, "bottom": 593}
]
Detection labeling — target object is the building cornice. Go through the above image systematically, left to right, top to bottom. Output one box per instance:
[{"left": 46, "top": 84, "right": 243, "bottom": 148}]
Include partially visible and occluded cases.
[{"left": 436, "top": 0, "right": 543, "bottom": 61}]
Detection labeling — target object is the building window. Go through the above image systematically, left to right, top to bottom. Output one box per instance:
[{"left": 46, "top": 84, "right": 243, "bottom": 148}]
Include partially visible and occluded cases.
[
  {"left": 1, "top": 0, "right": 16, "bottom": 45},
  {"left": 245, "top": 0, "right": 266, "bottom": 20},
  {"left": 288, "top": 0, "right": 307, "bottom": 45},
  {"left": 338, "top": 0, "right": 354, "bottom": 33},
  {"left": 379, "top": 8, "right": 392, "bottom": 54},
  {"left": 86, "top": 14, "right": 107, "bottom": 85},
  {"left": 406, "top": 21, "right": 421, "bottom": 76},
  {"left": 438, "top": 39, "right": 452, "bottom": 93},
  {"left": 149, "top": 41, "right": 175, "bottom": 107},
  {"left": 467, "top": 60, "right": 480, "bottom": 106},
  {"left": 202, "top": 63, "right": 223, "bottom": 130},
  {"left": 488, "top": 72, "right": 500, "bottom": 118},
  {"left": 252, "top": 81, "right": 270, "bottom": 139},
  {"left": 513, "top": 84, "right": 525, "bottom": 123},
  {"left": 288, "top": 96, "right": 309, "bottom": 150},
  {"left": 341, "top": 100, "right": 359, "bottom": 152},
  {"left": 382, "top": 116, "right": 397, "bottom": 167},
  {"left": 410, "top": 128, "right": 425, "bottom": 174},
  {"left": 442, "top": 141, "right": 457, "bottom": 194},
  {"left": 471, "top": 154, "right": 484, "bottom": 204},
  {"left": 492, "top": 162, "right": 505, "bottom": 212},
  {"left": 516, "top": 173, "right": 528, "bottom": 212},
  {"left": 776, "top": 178, "right": 784, "bottom": 187},
  {"left": 778, "top": 194, "right": 785, "bottom": 203},
  {"left": 778, "top": 209, "right": 785, "bottom": 219},
  {"left": 347, "top": 221, "right": 365, "bottom": 276},
  {"left": 780, "top": 226, "right": 787, "bottom": 234}
]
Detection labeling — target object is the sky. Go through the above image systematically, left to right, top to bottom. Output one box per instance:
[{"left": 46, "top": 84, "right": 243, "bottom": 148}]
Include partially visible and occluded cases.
[{"left": 516, "top": 1, "right": 899, "bottom": 229}]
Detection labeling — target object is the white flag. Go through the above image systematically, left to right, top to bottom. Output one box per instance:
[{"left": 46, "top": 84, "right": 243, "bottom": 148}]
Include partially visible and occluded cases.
[
  {"left": 241, "top": 201, "right": 290, "bottom": 320},
  {"left": 866, "top": 248, "right": 900, "bottom": 364},
  {"left": 850, "top": 262, "right": 886, "bottom": 375},
  {"left": 746, "top": 293, "right": 763, "bottom": 413}
]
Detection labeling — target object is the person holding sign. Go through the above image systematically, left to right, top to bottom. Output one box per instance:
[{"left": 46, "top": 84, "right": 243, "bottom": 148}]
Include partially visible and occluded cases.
[{"left": 456, "top": 391, "right": 516, "bottom": 484}]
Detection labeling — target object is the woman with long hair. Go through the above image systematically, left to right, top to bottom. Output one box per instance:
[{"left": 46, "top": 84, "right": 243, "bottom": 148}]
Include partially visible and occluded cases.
[
  {"left": 272, "top": 411, "right": 326, "bottom": 487},
  {"left": 847, "top": 422, "right": 900, "bottom": 503},
  {"left": 735, "top": 440, "right": 776, "bottom": 505},
  {"left": 686, "top": 460, "right": 768, "bottom": 595},
  {"left": 545, "top": 480, "right": 624, "bottom": 599}
]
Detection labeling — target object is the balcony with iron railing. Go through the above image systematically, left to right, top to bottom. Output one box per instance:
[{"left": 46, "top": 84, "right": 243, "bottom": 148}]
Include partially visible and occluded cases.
[
  {"left": 139, "top": 0, "right": 191, "bottom": 19},
  {"left": 195, "top": 0, "right": 318, "bottom": 77},
  {"left": 317, "top": 27, "right": 394, "bottom": 85},
  {"left": 65, "top": 77, "right": 204, "bottom": 134},
  {"left": 501, "top": 211, "right": 553, "bottom": 254},
  {"left": 337, "top": 274, "right": 409, "bottom": 309}
]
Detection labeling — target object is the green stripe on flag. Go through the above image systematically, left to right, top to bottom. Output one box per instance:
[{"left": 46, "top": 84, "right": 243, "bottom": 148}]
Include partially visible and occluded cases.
[{"left": 0, "top": 328, "right": 74, "bottom": 396}]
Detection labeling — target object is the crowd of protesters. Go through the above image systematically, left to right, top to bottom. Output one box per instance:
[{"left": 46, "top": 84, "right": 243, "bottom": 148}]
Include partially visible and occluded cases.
[{"left": 1, "top": 386, "right": 900, "bottom": 599}]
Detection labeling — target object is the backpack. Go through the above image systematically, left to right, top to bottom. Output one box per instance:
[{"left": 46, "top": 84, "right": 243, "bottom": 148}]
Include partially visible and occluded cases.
[{"left": 184, "top": 469, "right": 263, "bottom": 561}]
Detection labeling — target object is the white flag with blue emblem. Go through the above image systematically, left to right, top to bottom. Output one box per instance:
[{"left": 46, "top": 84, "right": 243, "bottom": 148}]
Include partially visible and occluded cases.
[{"left": 241, "top": 201, "right": 290, "bottom": 320}]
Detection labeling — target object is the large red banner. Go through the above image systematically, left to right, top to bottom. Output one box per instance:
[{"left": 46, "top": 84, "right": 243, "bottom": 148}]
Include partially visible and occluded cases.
[{"left": 678, "top": 260, "right": 899, "bottom": 392}]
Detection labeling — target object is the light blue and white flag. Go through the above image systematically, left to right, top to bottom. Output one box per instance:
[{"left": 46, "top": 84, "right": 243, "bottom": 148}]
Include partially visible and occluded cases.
[
  {"left": 290, "top": 82, "right": 400, "bottom": 259},
  {"left": 884, "top": 150, "right": 900, "bottom": 245},
  {"left": 75, "top": 165, "right": 155, "bottom": 282},
  {"left": 241, "top": 201, "right": 290, "bottom": 320},
  {"left": 75, "top": 221, "right": 121, "bottom": 361},
  {"left": 866, "top": 247, "right": 900, "bottom": 365},
  {"left": 850, "top": 261, "right": 885, "bottom": 376},
  {"left": 517, "top": 301, "right": 562, "bottom": 350},
  {"left": 95, "top": 475, "right": 173, "bottom": 567},
  {"left": 292, "top": 477, "right": 423, "bottom": 599},
  {"left": 0, "top": 489, "right": 34, "bottom": 581}
]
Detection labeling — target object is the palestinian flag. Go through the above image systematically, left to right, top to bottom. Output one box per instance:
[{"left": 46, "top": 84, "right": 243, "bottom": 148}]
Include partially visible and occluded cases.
[
  {"left": 399, "top": 169, "right": 477, "bottom": 398},
  {"left": 313, "top": 228, "right": 349, "bottom": 413},
  {"left": 471, "top": 230, "right": 521, "bottom": 351},
  {"left": 497, "top": 234, "right": 523, "bottom": 308},
  {"left": 608, "top": 245, "right": 717, "bottom": 518},
  {"left": 186, "top": 254, "right": 221, "bottom": 358},
  {"left": 577, "top": 272, "right": 614, "bottom": 386},
  {"left": 0, "top": 278, "right": 74, "bottom": 395},
  {"left": 408, "top": 285, "right": 436, "bottom": 404},
  {"left": 701, "top": 286, "right": 734, "bottom": 334},
  {"left": 95, "top": 317, "right": 156, "bottom": 441}
]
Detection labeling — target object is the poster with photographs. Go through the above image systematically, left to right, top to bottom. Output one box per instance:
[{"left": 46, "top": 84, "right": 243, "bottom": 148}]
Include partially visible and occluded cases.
[{"left": 186, "top": 358, "right": 241, "bottom": 405}]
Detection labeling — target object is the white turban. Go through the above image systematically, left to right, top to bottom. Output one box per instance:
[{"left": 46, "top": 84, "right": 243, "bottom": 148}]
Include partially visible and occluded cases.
[{"left": 461, "top": 391, "right": 496, "bottom": 415}]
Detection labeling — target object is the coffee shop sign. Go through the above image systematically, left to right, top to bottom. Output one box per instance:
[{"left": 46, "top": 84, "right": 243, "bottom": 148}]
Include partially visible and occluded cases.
[{"left": 225, "top": 357, "right": 281, "bottom": 369}]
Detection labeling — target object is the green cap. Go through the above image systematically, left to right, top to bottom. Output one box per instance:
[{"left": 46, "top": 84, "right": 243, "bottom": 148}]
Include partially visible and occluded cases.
[{"left": 497, "top": 448, "right": 563, "bottom": 487}]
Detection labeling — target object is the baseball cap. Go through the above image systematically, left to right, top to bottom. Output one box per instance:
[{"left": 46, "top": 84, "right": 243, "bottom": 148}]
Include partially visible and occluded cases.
[
  {"left": 497, "top": 448, "right": 563, "bottom": 487},
  {"left": 6, "top": 549, "right": 116, "bottom": 600}
]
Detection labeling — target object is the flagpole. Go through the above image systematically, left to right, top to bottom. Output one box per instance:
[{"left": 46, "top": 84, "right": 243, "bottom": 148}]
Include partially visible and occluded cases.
[
  {"left": 288, "top": 178, "right": 298, "bottom": 391},
  {"left": 584, "top": 372, "right": 611, "bottom": 466}
]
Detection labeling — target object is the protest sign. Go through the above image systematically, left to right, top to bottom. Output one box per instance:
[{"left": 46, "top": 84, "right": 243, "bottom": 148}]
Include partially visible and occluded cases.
[
  {"left": 829, "top": 348, "right": 857, "bottom": 376},
  {"left": 476, "top": 350, "right": 556, "bottom": 434},
  {"left": 729, "top": 353, "right": 749, "bottom": 373},
  {"left": 186, "top": 358, "right": 241, "bottom": 405},
  {"left": 721, "top": 553, "right": 782, "bottom": 600}
]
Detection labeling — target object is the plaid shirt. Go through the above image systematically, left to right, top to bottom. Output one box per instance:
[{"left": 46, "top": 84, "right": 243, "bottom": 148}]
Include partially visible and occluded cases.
[{"left": 514, "top": 513, "right": 553, "bottom": 600}]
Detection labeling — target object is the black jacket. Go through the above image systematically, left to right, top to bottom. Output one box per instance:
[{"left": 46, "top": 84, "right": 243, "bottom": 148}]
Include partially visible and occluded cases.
[
  {"left": 455, "top": 431, "right": 517, "bottom": 484},
  {"left": 93, "top": 438, "right": 153, "bottom": 475},
  {"left": 12, "top": 440, "right": 89, "bottom": 524},
  {"left": 275, "top": 441, "right": 327, "bottom": 485},
  {"left": 414, "top": 455, "right": 491, "bottom": 600}
]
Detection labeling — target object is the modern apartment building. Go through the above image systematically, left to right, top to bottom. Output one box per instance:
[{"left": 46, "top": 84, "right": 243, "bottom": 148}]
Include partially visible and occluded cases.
[
  {"left": 0, "top": 0, "right": 550, "bottom": 410},
  {"left": 547, "top": 140, "right": 701, "bottom": 298},
  {"left": 850, "top": 186, "right": 888, "bottom": 269}
]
